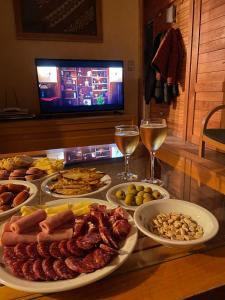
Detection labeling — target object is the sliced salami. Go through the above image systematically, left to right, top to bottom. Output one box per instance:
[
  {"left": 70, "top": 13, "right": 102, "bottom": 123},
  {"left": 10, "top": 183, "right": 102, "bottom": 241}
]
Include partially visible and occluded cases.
[
  {"left": 76, "top": 232, "right": 101, "bottom": 250},
  {"left": 67, "top": 239, "right": 85, "bottom": 256},
  {"left": 58, "top": 240, "right": 71, "bottom": 257},
  {"left": 37, "top": 242, "right": 51, "bottom": 258},
  {"left": 49, "top": 242, "right": 63, "bottom": 258},
  {"left": 14, "top": 243, "right": 29, "bottom": 259},
  {"left": 26, "top": 243, "right": 40, "bottom": 258},
  {"left": 99, "top": 243, "right": 117, "bottom": 255},
  {"left": 2, "top": 247, "right": 16, "bottom": 265},
  {"left": 92, "top": 248, "right": 112, "bottom": 268},
  {"left": 65, "top": 256, "right": 94, "bottom": 274},
  {"left": 42, "top": 258, "right": 59, "bottom": 280},
  {"left": 8, "top": 259, "right": 25, "bottom": 278},
  {"left": 33, "top": 259, "right": 48, "bottom": 281},
  {"left": 53, "top": 259, "right": 77, "bottom": 279},
  {"left": 22, "top": 260, "right": 38, "bottom": 281}
]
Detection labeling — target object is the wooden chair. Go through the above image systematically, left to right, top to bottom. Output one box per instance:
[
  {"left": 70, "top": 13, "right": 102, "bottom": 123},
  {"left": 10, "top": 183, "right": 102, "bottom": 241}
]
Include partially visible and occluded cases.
[{"left": 199, "top": 104, "right": 225, "bottom": 158}]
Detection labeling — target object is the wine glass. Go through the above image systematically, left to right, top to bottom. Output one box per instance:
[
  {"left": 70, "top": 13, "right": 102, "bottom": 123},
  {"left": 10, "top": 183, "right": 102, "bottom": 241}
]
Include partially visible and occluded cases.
[
  {"left": 140, "top": 118, "right": 167, "bottom": 185},
  {"left": 115, "top": 125, "right": 139, "bottom": 181}
]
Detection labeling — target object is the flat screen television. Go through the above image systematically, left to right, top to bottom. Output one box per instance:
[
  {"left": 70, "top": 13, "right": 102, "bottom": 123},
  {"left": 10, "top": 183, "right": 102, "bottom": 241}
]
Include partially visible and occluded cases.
[{"left": 35, "top": 58, "right": 124, "bottom": 116}]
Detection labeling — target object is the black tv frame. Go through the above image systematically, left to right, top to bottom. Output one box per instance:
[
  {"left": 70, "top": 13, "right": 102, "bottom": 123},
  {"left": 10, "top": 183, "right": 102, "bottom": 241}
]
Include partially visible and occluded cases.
[{"left": 35, "top": 58, "right": 125, "bottom": 117}]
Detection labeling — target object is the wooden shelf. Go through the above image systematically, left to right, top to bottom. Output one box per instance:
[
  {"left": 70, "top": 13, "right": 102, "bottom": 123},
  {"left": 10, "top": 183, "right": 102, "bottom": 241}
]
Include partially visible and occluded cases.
[{"left": 0, "top": 114, "right": 137, "bottom": 153}]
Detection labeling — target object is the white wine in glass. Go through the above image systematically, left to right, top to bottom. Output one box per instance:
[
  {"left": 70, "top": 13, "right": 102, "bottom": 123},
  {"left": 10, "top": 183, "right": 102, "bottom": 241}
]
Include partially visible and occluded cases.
[
  {"left": 140, "top": 118, "right": 167, "bottom": 185},
  {"left": 115, "top": 125, "right": 139, "bottom": 181}
]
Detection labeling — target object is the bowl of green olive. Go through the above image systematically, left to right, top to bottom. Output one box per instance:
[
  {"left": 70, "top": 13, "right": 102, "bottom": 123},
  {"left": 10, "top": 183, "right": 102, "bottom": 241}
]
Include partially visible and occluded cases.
[{"left": 106, "top": 182, "right": 170, "bottom": 211}]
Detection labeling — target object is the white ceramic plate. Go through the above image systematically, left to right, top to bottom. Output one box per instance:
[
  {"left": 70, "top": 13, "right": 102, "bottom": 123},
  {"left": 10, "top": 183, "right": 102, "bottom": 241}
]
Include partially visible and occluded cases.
[
  {"left": 41, "top": 172, "right": 112, "bottom": 198},
  {"left": 0, "top": 180, "right": 38, "bottom": 220},
  {"left": 106, "top": 182, "right": 170, "bottom": 211},
  {"left": 0, "top": 198, "right": 138, "bottom": 293},
  {"left": 134, "top": 199, "right": 219, "bottom": 248}
]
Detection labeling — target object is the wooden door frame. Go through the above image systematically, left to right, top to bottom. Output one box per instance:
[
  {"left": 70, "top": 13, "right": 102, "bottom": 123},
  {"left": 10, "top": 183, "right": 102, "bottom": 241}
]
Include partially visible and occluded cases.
[{"left": 185, "top": 0, "right": 202, "bottom": 142}]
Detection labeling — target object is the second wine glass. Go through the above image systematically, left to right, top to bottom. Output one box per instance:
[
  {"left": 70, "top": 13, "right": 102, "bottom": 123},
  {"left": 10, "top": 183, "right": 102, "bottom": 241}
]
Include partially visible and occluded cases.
[
  {"left": 140, "top": 118, "right": 167, "bottom": 185},
  {"left": 115, "top": 125, "right": 139, "bottom": 181}
]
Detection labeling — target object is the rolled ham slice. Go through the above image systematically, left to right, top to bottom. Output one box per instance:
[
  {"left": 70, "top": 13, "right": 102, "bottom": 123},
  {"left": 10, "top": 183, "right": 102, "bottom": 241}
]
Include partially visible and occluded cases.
[
  {"left": 10, "top": 209, "right": 47, "bottom": 234},
  {"left": 39, "top": 210, "right": 74, "bottom": 233},
  {"left": 1, "top": 216, "right": 21, "bottom": 234},
  {"left": 37, "top": 228, "right": 73, "bottom": 242},
  {"left": 1, "top": 232, "right": 37, "bottom": 246}
]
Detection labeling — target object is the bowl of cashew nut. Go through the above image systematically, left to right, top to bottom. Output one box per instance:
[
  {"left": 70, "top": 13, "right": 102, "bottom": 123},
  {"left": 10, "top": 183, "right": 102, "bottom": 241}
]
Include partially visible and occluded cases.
[{"left": 134, "top": 199, "right": 219, "bottom": 248}]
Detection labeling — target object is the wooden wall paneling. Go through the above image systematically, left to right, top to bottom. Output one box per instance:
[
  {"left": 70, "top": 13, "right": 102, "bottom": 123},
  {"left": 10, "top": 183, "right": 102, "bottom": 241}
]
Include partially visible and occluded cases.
[
  {"left": 187, "top": 0, "right": 202, "bottom": 142},
  {"left": 201, "top": 0, "right": 225, "bottom": 14},
  {"left": 201, "top": 3, "right": 225, "bottom": 24},
  {"left": 199, "top": 38, "right": 225, "bottom": 54},
  {"left": 198, "top": 71, "right": 225, "bottom": 81}
]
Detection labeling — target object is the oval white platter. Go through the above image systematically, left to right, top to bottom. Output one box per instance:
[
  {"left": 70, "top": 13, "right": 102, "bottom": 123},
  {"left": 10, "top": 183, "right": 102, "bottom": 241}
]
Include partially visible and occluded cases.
[
  {"left": 41, "top": 172, "right": 112, "bottom": 198},
  {"left": 0, "top": 180, "right": 38, "bottom": 220},
  {"left": 106, "top": 181, "right": 170, "bottom": 211},
  {"left": 0, "top": 198, "right": 138, "bottom": 293}
]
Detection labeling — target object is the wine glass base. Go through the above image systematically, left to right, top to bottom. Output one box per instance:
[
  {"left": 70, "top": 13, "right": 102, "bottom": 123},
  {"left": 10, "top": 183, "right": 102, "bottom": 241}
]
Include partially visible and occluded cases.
[
  {"left": 117, "top": 172, "right": 138, "bottom": 182},
  {"left": 141, "top": 178, "right": 164, "bottom": 186}
]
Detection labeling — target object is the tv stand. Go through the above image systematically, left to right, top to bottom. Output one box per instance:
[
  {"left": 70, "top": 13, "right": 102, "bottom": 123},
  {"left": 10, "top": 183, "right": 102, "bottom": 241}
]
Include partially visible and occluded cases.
[{"left": 0, "top": 114, "right": 137, "bottom": 153}]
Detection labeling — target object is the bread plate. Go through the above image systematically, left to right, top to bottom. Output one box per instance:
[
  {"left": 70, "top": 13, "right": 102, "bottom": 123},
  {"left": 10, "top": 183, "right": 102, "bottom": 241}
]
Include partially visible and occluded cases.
[
  {"left": 41, "top": 172, "right": 112, "bottom": 198},
  {"left": 0, "top": 198, "right": 138, "bottom": 293}
]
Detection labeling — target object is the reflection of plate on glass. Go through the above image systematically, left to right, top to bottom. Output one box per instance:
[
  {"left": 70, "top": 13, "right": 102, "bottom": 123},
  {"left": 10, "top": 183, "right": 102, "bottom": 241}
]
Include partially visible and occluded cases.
[
  {"left": 41, "top": 172, "right": 112, "bottom": 198},
  {"left": 0, "top": 180, "right": 38, "bottom": 220},
  {"left": 106, "top": 182, "right": 170, "bottom": 211},
  {"left": 0, "top": 198, "right": 138, "bottom": 293}
]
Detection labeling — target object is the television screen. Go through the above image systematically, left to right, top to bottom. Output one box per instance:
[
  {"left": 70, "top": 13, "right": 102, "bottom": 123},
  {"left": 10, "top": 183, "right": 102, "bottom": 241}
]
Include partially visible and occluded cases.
[{"left": 35, "top": 59, "right": 124, "bottom": 115}]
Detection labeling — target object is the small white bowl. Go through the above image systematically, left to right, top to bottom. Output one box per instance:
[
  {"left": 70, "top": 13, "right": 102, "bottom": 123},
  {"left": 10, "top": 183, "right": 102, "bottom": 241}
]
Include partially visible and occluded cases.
[
  {"left": 0, "top": 180, "right": 38, "bottom": 220},
  {"left": 106, "top": 182, "right": 170, "bottom": 211},
  {"left": 134, "top": 199, "right": 219, "bottom": 248}
]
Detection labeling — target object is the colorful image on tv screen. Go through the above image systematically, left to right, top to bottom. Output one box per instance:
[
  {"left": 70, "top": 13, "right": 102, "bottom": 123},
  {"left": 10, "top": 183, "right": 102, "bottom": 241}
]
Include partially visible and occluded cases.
[{"left": 37, "top": 65, "right": 123, "bottom": 113}]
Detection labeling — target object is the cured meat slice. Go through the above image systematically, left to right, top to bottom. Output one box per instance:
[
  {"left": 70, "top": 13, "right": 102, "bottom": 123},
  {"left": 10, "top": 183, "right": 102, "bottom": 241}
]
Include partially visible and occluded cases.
[
  {"left": 111, "top": 207, "right": 129, "bottom": 220},
  {"left": 10, "top": 209, "right": 47, "bottom": 233},
  {"left": 39, "top": 210, "right": 74, "bottom": 233},
  {"left": 1, "top": 216, "right": 21, "bottom": 233},
  {"left": 73, "top": 217, "right": 86, "bottom": 237},
  {"left": 112, "top": 219, "right": 131, "bottom": 239},
  {"left": 99, "top": 227, "right": 118, "bottom": 249},
  {"left": 37, "top": 228, "right": 73, "bottom": 243},
  {"left": 1, "top": 232, "right": 37, "bottom": 246},
  {"left": 76, "top": 232, "right": 101, "bottom": 250},
  {"left": 67, "top": 239, "right": 84, "bottom": 256},
  {"left": 58, "top": 240, "right": 71, "bottom": 257},
  {"left": 37, "top": 242, "right": 51, "bottom": 258},
  {"left": 49, "top": 242, "right": 63, "bottom": 258},
  {"left": 14, "top": 243, "right": 29, "bottom": 259},
  {"left": 26, "top": 243, "right": 40, "bottom": 259},
  {"left": 99, "top": 243, "right": 117, "bottom": 255},
  {"left": 2, "top": 246, "right": 16, "bottom": 265},
  {"left": 92, "top": 248, "right": 112, "bottom": 268},
  {"left": 82, "top": 252, "right": 98, "bottom": 270},
  {"left": 65, "top": 256, "right": 94, "bottom": 274},
  {"left": 42, "top": 258, "right": 60, "bottom": 280},
  {"left": 8, "top": 259, "right": 25, "bottom": 278},
  {"left": 33, "top": 259, "right": 48, "bottom": 281},
  {"left": 53, "top": 259, "right": 77, "bottom": 279},
  {"left": 22, "top": 260, "right": 38, "bottom": 281}
]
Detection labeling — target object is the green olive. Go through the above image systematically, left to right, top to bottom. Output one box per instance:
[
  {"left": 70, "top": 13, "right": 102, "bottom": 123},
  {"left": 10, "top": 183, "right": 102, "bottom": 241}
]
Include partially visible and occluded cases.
[
  {"left": 127, "top": 184, "right": 136, "bottom": 192},
  {"left": 136, "top": 185, "right": 144, "bottom": 192},
  {"left": 144, "top": 186, "right": 153, "bottom": 193},
  {"left": 128, "top": 188, "right": 138, "bottom": 196},
  {"left": 115, "top": 190, "right": 126, "bottom": 200},
  {"left": 152, "top": 190, "right": 161, "bottom": 199},
  {"left": 137, "top": 191, "right": 145, "bottom": 197},
  {"left": 143, "top": 193, "right": 153, "bottom": 200},
  {"left": 125, "top": 194, "right": 135, "bottom": 206},
  {"left": 135, "top": 195, "right": 143, "bottom": 206},
  {"left": 143, "top": 197, "right": 151, "bottom": 203}
]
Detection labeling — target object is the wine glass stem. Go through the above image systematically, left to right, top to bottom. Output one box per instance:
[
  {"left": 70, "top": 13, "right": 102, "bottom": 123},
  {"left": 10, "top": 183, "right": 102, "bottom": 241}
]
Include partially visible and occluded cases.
[
  {"left": 150, "top": 151, "right": 155, "bottom": 182},
  {"left": 124, "top": 154, "right": 130, "bottom": 176}
]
